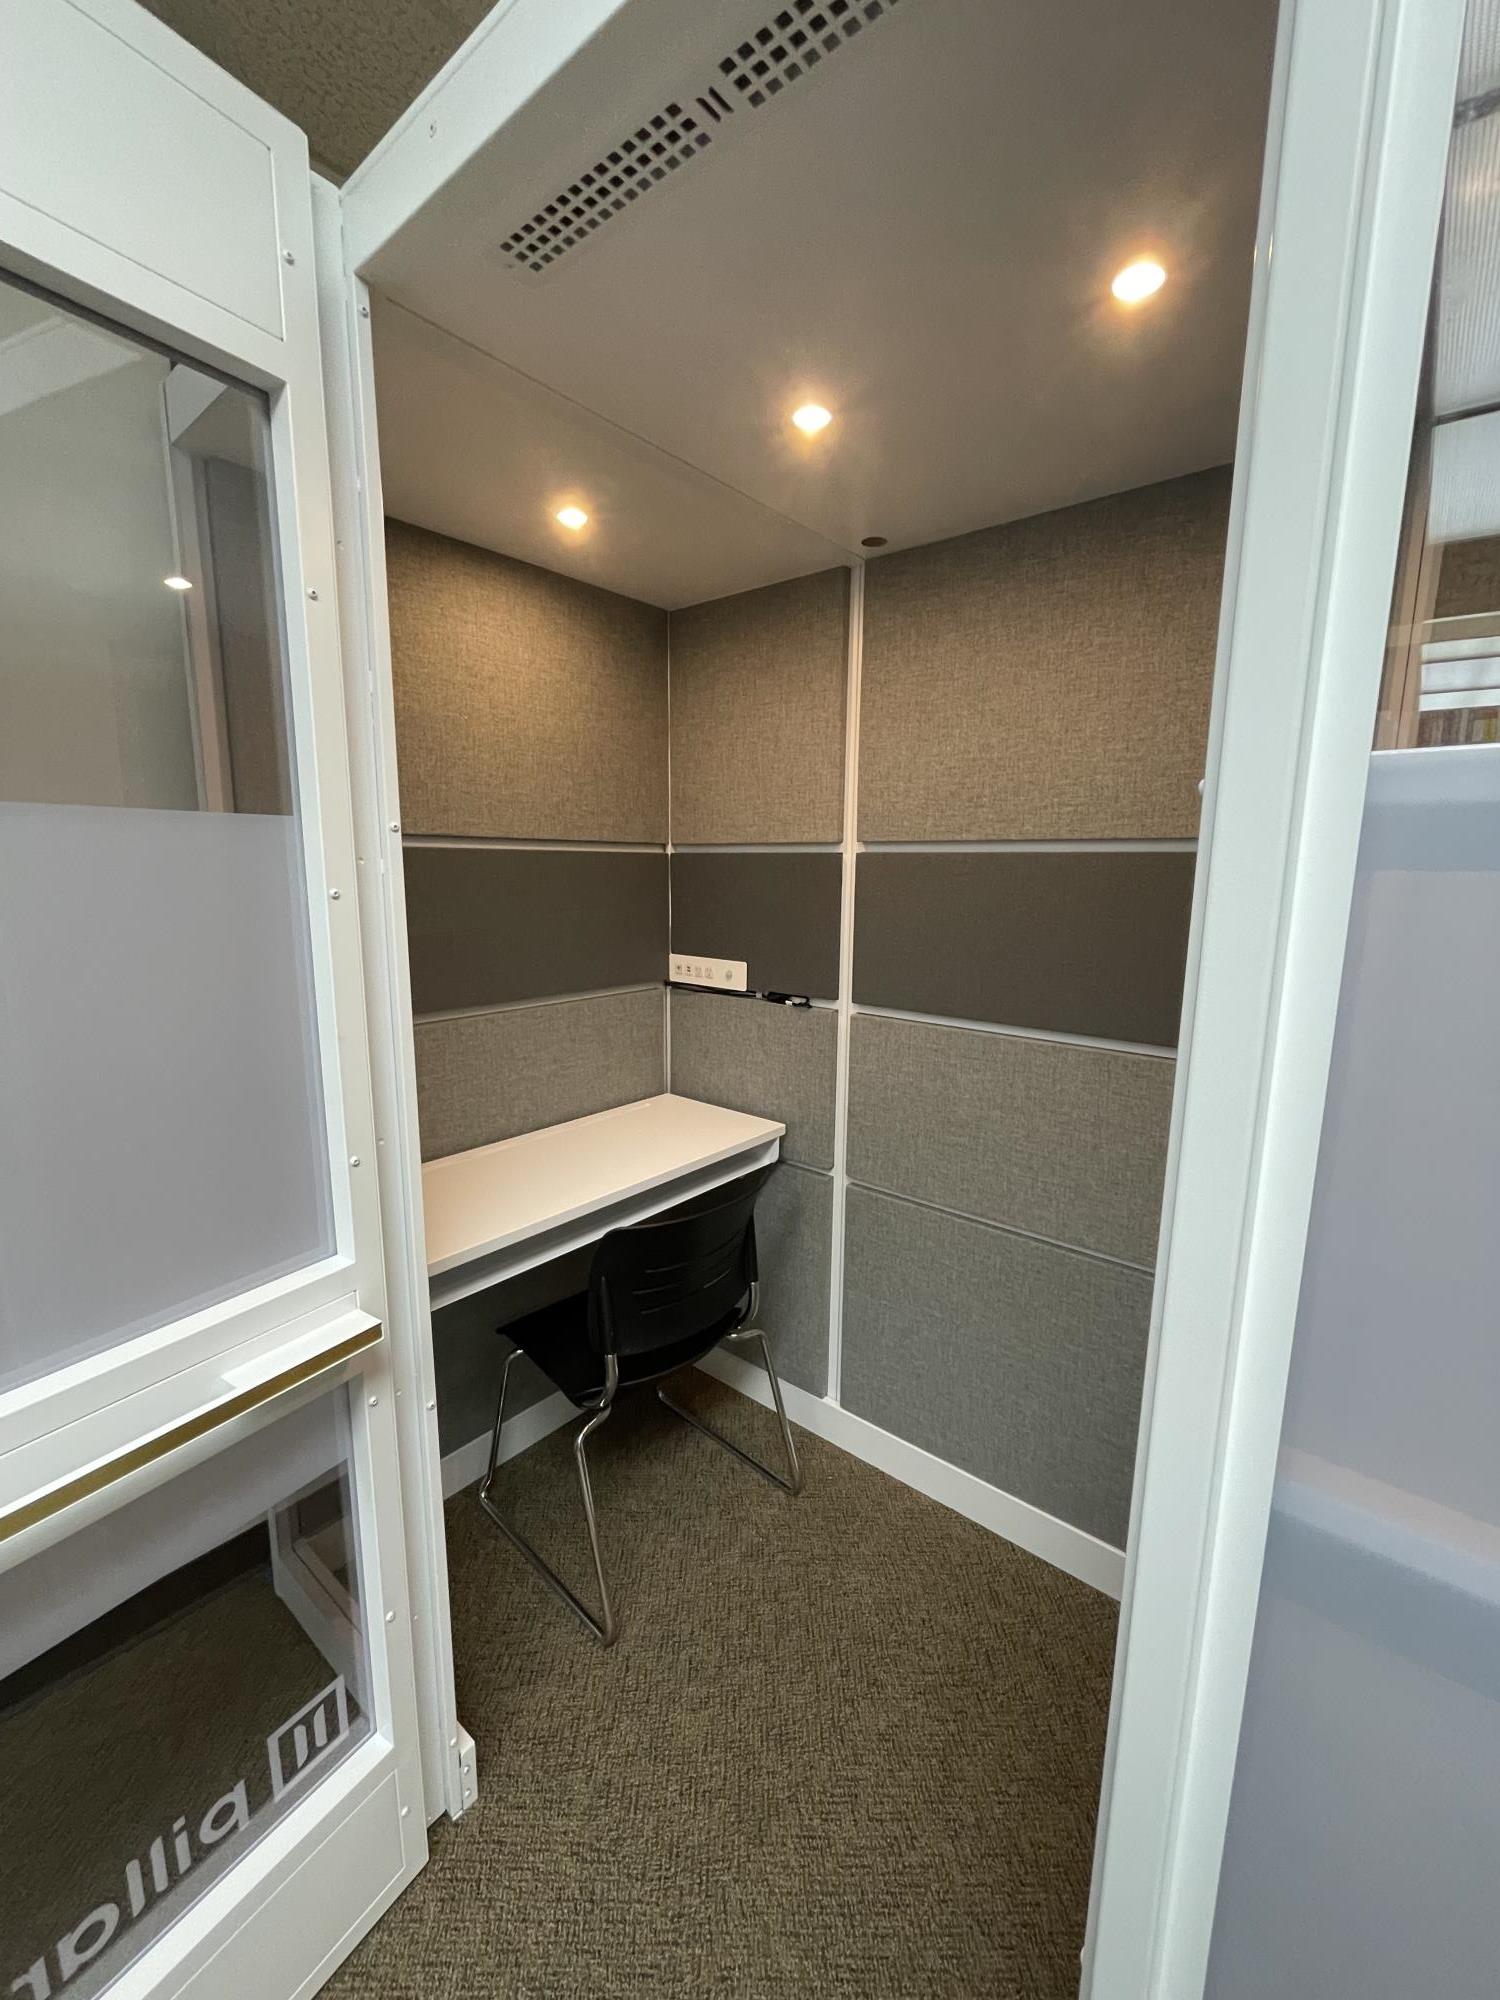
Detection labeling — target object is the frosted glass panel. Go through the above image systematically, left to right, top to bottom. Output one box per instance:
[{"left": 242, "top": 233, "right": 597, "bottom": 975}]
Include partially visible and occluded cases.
[
  {"left": 1205, "top": 746, "right": 1500, "bottom": 1998},
  {"left": 0, "top": 802, "right": 333, "bottom": 1391},
  {"left": 0, "top": 1386, "right": 371, "bottom": 2000}
]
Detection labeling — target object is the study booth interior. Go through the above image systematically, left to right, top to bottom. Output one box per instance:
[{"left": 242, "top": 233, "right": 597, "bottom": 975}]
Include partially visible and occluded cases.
[
  {"left": 0, "top": 0, "right": 1301, "bottom": 1992},
  {"left": 368, "top": 0, "right": 1272, "bottom": 1611}
]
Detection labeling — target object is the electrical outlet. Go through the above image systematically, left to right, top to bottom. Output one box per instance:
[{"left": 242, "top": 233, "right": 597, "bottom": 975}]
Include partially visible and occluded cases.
[{"left": 670, "top": 953, "right": 747, "bottom": 991}]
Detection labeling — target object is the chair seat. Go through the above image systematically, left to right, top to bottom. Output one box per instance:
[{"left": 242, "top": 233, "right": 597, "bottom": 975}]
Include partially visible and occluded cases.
[{"left": 502, "top": 1290, "right": 744, "bottom": 1407}]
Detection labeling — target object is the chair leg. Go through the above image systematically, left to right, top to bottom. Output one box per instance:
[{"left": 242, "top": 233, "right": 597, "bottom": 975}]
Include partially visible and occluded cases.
[
  {"left": 658, "top": 1325, "right": 804, "bottom": 1496},
  {"left": 479, "top": 1351, "right": 619, "bottom": 1647}
]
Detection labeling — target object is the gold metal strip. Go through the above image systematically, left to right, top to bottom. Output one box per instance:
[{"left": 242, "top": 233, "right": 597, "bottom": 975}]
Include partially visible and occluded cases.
[{"left": 0, "top": 1321, "right": 382, "bottom": 1546}]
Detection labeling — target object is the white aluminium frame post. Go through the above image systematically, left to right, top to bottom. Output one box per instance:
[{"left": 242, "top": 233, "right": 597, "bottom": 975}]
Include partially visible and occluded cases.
[
  {"left": 1082, "top": 0, "right": 1465, "bottom": 1991},
  {"left": 312, "top": 181, "right": 470, "bottom": 1825}
]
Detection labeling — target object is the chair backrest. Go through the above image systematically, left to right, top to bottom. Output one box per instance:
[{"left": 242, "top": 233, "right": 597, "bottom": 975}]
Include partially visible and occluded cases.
[{"left": 586, "top": 1165, "right": 772, "bottom": 1360}]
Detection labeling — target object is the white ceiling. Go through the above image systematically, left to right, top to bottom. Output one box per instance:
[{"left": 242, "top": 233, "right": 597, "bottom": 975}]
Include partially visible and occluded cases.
[{"left": 366, "top": 0, "right": 1277, "bottom": 608}]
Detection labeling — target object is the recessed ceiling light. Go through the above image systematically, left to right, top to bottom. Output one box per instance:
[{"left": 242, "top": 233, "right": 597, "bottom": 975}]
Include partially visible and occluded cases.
[
  {"left": 1111, "top": 258, "right": 1167, "bottom": 305},
  {"left": 791, "top": 403, "right": 833, "bottom": 436},
  {"left": 555, "top": 505, "right": 589, "bottom": 530},
  {"left": 861, "top": 536, "right": 888, "bottom": 549},
  {"left": 163, "top": 575, "right": 193, "bottom": 591}
]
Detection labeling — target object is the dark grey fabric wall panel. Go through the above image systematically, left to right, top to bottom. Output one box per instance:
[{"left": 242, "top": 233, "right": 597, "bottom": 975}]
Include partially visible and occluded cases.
[
  {"left": 860, "top": 467, "right": 1230, "bottom": 840},
  {"left": 386, "top": 519, "right": 667, "bottom": 841},
  {"left": 668, "top": 568, "right": 849, "bottom": 844},
  {"left": 405, "top": 846, "right": 667, "bottom": 1016},
  {"left": 853, "top": 850, "right": 1194, "bottom": 1046},
  {"left": 670, "top": 851, "right": 841, "bottom": 1001},
  {"left": 413, "top": 987, "right": 664, "bottom": 1161},
  {"left": 669, "top": 989, "right": 836, "bottom": 1170},
  {"left": 848, "top": 1014, "right": 1174, "bottom": 1266},
  {"left": 755, "top": 1162, "right": 832, "bottom": 1397},
  {"left": 841, "top": 1187, "right": 1151, "bottom": 1544},
  {"left": 431, "top": 1249, "right": 592, "bottom": 1457}
]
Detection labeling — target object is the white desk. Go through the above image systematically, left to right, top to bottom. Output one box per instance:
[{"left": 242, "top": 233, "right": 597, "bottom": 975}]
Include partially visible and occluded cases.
[{"left": 422, "top": 1093, "right": 784, "bottom": 1309}]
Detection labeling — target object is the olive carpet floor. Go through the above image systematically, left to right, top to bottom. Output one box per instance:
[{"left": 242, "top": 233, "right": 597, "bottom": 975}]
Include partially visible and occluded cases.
[{"left": 325, "top": 1373, "right": 1117, "bottom": 2000}]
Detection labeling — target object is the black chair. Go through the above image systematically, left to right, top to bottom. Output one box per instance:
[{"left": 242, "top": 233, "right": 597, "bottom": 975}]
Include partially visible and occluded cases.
[{"left": 477, "top": 1165, "right": 802, "bottom": 1645}]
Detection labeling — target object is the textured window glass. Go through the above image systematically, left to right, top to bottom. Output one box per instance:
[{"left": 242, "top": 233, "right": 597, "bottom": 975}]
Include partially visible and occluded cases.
[
  {"left": 0, "top": 276, "right": 332, "bottom": 1392},
  {"left": 0, "top": 1387, "right": 372, "bottom": 2000}
]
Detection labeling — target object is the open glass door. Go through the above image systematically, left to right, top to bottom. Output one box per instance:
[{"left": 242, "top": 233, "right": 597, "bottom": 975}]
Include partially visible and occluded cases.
[{"left": 0, "top": 4, "right": 426, "bottom": 1994}]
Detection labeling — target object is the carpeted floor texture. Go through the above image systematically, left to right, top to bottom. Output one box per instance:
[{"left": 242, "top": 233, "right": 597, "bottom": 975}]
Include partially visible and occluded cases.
[{"left": 325, "top": 1374, "right": 1118, "bottom": 2000}]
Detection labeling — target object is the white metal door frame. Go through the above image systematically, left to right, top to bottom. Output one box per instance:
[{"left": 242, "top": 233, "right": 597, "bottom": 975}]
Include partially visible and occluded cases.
[
  {"left": 1081, "top": 0, "right": 1465, "bottom": 1991},
  {"left": 0, "top": 1, "right": 430, "bottom": 1989}
]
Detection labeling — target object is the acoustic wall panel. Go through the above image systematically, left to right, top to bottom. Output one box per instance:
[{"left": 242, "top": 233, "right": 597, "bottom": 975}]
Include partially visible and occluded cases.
[
  {"left": 859, "top": 467, "right": 1230, "bottom": 840},
  {"left": 386, "top": 519, "right": 667, "bottom": 841},
  {"left": 669, "top": 568, "right": 849, "bottom": 844},
  {"left": 404, "top": 846, "right": 667, "bottom": 1015},
  {"left": 853, "top": 850, "right": 1195, "bottom": 1046},
  {"left": 670, "top": 852, "right": 842, "bottom": 1000},
  {"left": 413, "top": 987, "right": 664, "bottom": 1161},
  {"left": 669, "top": 989, "right": 837, "bottom": 1170},
  {"left": 847, "top": 1014, "right": 1175, "bottom": 1267},
  {"left": 755, "top": 1162, "right": 832, "bottom": 1398},
  {"left": 841, "top": 1187, "right": 1152, "bottom": 1545},
  {"left": 431, "top": 1249, "right": 593, "bottom": 1457}
]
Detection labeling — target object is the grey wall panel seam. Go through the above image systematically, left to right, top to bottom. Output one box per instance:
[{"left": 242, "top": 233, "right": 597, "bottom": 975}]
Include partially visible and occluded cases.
[
  {"left": 405, "top": 835, "right": 667, "bottom": 852},
  {"left": 859, "top": 838, "right": 1199, "bottom": 855},
  {"left": 674, "top": 842, "right": 844, "bottom": 853},
  {"left": 414, "top": 981, "right": 666, "bottom": 1025},
  {"left": 853, "top": 1002, "right": 1177, "bottom": 1058},
  {"left": 845, "top": 1175, "right": 1155, "bottom": 1276}
]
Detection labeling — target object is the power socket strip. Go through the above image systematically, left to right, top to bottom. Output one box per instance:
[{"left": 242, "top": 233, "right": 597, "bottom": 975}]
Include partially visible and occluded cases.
[{"left": 669, "top": 953, "right": 747, "bottom": 991}]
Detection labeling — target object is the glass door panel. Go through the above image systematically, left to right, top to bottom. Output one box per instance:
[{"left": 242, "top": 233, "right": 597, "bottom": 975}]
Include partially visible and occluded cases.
[
  {"left": 1205, "top": 5, "right": 1500, "bottom": 1989},
  {"left": 0, "top": 273, "right": 335, "bottom": 1395},
  {"left": 0, "top": 1385, "right": 373, "bottom": 2000}
]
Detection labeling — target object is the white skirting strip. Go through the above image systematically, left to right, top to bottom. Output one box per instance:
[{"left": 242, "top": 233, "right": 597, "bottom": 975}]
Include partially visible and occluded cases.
[
  {"left": 696, "top": 1348, "right": 1125, "bottom": 1599},
  {"left": 438, "top": 1357, "right": 1125, "bottom": 1600}
]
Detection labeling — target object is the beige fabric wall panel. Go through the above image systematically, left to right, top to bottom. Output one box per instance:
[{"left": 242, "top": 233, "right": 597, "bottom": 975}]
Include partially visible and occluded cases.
[
  {"left": 859, "top": 467, "right": 1231, "bottom": 840},
  {"left": 386, "top": 518, "right": 667, "bottom": 840},
  {"left": 668, "top": 568, "right": 850, "bottom": 844},
  {"left": 404, "top": 846, "right": 667, "bottom": 1015},
  {"left": 853, "top": 850, "right": 1195, "bottom": 1046},
  {"left": 413, "top": 988, "right": 664, "bottom": 1161},
  {"left": 669, "top": 989, "right": 837, "bottom": 1170},
  {"left": 847, "top": 1014, "right": 1174, "bottom": 1267},
  {"left": 754, "top": 1162, "right": 832, "bottom": 1397},
  {"left": 841, "top": 1187, "right": 1151, "bottom": 1545}
]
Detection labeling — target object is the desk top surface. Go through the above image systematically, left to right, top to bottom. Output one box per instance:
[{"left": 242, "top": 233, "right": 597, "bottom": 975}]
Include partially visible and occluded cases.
[{"left": 422, "top": 1093, "right": 784, "bottom": 1277}]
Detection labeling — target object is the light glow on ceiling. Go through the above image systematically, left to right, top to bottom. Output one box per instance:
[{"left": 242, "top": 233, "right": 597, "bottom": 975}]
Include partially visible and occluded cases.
[
  {"left": 1111, "top": 258, "right": 1167, "bottom": 305},
  {"left": 791, "top": 403, "right": 833, "bottom": 436},
  {"left": 555, "top": 505, "right": 589, "bottom": 530},
  {"left": 163, "top": 575, "right": 193, "bottom": 590}
]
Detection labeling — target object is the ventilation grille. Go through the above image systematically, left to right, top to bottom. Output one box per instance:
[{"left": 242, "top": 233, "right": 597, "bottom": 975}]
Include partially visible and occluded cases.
[
  {"left": 498, "top": 0, "right": 905, "bottom": 277},
  {"left": 719, "top": 0, "right": 901, "bottom": 109}
]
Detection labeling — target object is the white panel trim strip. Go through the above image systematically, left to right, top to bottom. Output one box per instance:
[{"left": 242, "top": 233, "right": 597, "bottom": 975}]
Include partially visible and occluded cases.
[
  {"left": 826, "top": 562, "right": 863, "bottom": 1404},
  {"left": 403, "top": 835, "right": 666, "bottom": 852},
  {"left": 859, "top": 838, "right": 1199, "bottom": 854},
  {"left": 673, "top": 842, "right": 843, "bottom": 853},
  {"left": 413, "top": 982, "right": 663, "bottom": 1026},
  {"left": 852, "top": 1002, "right": 1176, "bottom": 1060},
  {"left": 846, "top": 1178, "right": 1156, "bottom": 1278},
  {"left": 699, "top": 1347, "right": 1124, "bottom": 1597}
]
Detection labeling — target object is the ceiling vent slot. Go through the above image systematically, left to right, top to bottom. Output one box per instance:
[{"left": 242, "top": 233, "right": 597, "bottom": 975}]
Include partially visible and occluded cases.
[
  {"left": 497, "top": 0, "right": 904, "bottom": 278},
  {"left": 719, "top": 0, "right": 901, "bottom": 108},
  {"left": 498, "top": 102, "right": 715, "bottom": 275}
]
